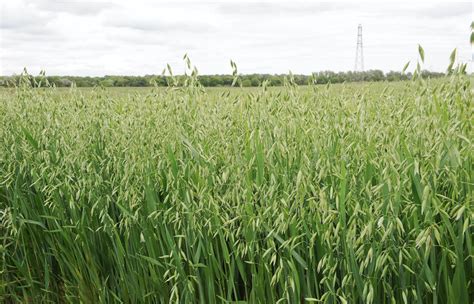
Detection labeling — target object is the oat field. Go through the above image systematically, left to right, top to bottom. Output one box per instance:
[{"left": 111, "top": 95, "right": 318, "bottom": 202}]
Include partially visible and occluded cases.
[{"left": 0, "top": 70, "right": 472, "bottom": 303}]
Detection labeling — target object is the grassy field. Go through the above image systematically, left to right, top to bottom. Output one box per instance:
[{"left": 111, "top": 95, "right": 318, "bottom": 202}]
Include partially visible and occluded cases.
[{"left": 0, "top": 75, "right": 472, "bottom": 303}]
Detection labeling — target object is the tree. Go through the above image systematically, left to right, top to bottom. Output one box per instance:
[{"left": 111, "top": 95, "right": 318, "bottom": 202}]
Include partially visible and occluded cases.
[
  {"left": 250, "top": 77, "right": 260, "bottom": 87},
  {"left": 58, "top": 78, "right": 72, "bottom": 87},
  {"left": 100, "top": 79, "right": 114, "bottom": 87},
  {"left": 241, "top": 79, "right": 252, "bottom": 87}
]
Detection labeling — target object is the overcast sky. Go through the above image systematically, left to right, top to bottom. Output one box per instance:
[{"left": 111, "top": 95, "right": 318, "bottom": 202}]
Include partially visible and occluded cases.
[{"left": 0, "top": 0, "right": 472, "bottom": 76}]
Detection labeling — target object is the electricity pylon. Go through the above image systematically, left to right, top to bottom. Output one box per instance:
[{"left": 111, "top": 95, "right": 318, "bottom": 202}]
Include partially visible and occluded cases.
[{"left": 355, "top": 24, "right": 364, "bottom": 71}]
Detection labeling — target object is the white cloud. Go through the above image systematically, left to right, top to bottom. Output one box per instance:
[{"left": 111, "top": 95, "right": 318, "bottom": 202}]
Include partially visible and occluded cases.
[
  {"left": 0, "top": 0, "right": 472, "bottom": 76},
  {"left": 32, "top": 0, "right": 118, "bottom": 16},
  {"left": 0, "top": 2, "right": 50, "bottom": 30},
  {"left": 217, "top": 2, "right": 353, "bottom": 15},
  {"left": 103, "top": 13, "right": 214, "bottom": 33}
]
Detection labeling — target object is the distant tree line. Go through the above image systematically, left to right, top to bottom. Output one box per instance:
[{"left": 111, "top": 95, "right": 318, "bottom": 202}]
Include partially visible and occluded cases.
[{"left": 0, "top": 70, "right": 446, "bottom": 88}]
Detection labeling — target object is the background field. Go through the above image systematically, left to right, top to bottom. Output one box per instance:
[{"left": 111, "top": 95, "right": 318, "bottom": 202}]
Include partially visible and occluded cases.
[{"left": 0, "top": 76, "right": 472, "bottom": 303}]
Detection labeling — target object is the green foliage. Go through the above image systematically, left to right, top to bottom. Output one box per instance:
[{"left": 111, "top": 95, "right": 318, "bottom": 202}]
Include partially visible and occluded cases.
[
  {"left": 470, "top": 21, "right": 474, "bottom": 44},
  {"left": 418, "top": 44, "right": 425, "bottom": 63},
  {"left": 447, "top": 49, "right": 457, "bottom": 75},
  {"left": 402, "top": 61, "right": 410, "bottom": 74},
  {"left": 0, "top": 64, "right": 472, "bottom": 303},
  {"left": 0, "top": 70, "right": 447, "bottom": 88}
]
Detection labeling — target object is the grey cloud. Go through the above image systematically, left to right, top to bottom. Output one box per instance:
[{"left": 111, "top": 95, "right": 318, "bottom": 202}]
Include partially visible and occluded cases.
[
  {"left": 0, "top": 9, "right": 62, "bottom": 43},
  {"left": 0, "top": 15, "right": 47, "bottom": 30},
  {"left": 2, "top": 29, "right": 65, "bottom": 46}
]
